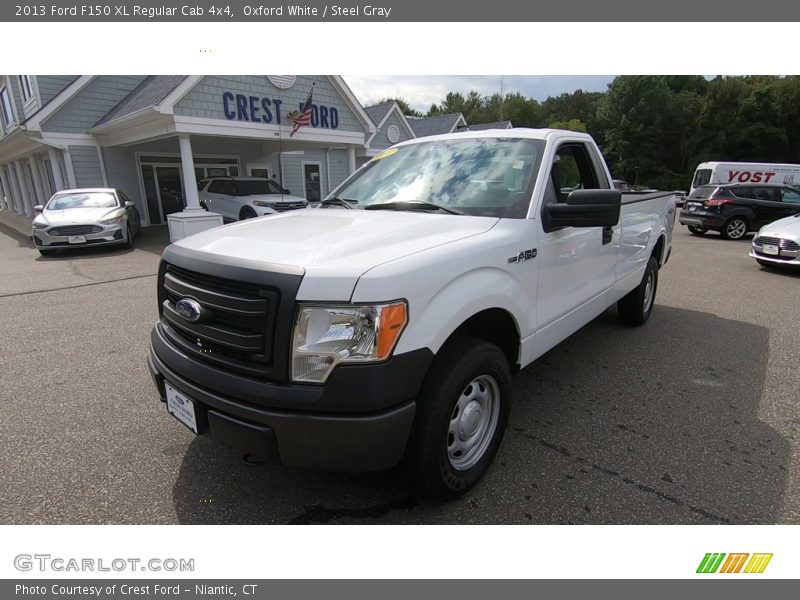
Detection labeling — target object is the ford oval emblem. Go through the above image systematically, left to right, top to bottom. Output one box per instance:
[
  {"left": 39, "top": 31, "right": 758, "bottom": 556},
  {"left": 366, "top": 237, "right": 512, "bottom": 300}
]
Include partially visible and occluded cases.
[{"left": 175, "top": 298, "right": 204, "bottom": 323}]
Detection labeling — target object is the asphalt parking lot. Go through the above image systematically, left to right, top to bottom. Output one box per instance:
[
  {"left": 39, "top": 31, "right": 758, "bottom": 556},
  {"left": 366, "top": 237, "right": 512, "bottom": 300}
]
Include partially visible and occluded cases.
[{"left": 0, "top": 218, "right": 798, "bottom": 525}]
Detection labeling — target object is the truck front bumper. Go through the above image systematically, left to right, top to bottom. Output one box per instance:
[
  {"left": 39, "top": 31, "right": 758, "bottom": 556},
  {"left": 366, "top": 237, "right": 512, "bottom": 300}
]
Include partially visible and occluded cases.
[{"left": 148, "top": 325, "right": 431, "bottom": 472}]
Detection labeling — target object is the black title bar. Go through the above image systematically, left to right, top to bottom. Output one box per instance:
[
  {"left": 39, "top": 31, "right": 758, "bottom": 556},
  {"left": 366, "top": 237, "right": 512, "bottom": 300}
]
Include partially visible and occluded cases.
[{"left": 3, "top": 0, "right": 800, "bottom": 22}]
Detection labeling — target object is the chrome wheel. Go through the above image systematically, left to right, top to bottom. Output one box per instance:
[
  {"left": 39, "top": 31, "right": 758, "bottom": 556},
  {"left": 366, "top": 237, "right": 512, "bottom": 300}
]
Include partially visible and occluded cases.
[
  {"left": 726, "top": 219, "right": 747, "bottom": 239},
  {"left": 643, "top": 270, "right": 655, "bottom": 316},
  {"left": 447, "top": 375, "right": 501, "bottom": 471}
]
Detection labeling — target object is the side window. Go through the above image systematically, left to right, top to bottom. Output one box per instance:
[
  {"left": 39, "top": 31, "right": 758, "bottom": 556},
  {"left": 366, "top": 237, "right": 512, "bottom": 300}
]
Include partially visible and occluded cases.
[
  {"left": 549, "top": 143, "right": 600, "bottom": 203},
  {"left": 693, "top": 169, "right": 712, "bottom": 187},
  {"left": 208, "top": 180, "right": 233, "bottom": 195},
  {"left": 730, "top": 186, "right": 754, "bottom": 199},
  {"left": 781, "top": 188, "right": 800, "bottom": 204},
  {"left": 118, "top": 191, "right": 131, "bottom": 206}
]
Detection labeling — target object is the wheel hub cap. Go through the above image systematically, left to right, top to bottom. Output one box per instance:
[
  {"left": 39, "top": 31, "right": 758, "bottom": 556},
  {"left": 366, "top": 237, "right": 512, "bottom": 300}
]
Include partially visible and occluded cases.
[
  {"left": 447, "top": 375, "right": 501, "bottom": 471},
  {"left": 459, "top": 401, "right": 482, "bottom": 438}
]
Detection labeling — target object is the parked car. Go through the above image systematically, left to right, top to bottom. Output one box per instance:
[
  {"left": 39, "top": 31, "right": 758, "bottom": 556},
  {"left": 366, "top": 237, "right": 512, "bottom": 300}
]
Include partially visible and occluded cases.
[
  {"left": 148, "top": 129, "right": 678, "bottom": 499},
  {"left": 197, "top": 176, "right": 308, "bottom": 221},
  {"left": 612, "top": 179, "right": 631, "bottom": 192},
  {"left": 678, "top": 183, "right": 800, "bottom": 239},
  {"left": 31, "top": 188, "right": 141, "bottom": 256},
  {"left": 749, "top": 214, "right": 800, "bottom": 269}
]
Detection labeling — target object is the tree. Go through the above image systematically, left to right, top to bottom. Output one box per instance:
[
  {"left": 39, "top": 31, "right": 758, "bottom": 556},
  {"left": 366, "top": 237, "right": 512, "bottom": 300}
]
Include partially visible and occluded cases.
[
  {"left": 376, "top": 97, "right": 422, "bottom": 117},
  {"left": 548, "top": 118, "right": 587, "bottom": 133}
]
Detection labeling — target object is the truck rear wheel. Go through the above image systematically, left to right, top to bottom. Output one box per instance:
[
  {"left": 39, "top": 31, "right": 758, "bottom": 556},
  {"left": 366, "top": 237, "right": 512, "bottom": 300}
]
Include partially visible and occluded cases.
[
  {"left": 618, "top": 255, "right": 659, "bottom": 326},
  {"left": 405, "top": 336, "right": 511, "bottom": 499}
]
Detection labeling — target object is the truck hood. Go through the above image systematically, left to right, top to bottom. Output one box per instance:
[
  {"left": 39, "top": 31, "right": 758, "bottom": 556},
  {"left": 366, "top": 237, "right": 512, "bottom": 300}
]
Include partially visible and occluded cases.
[{"left": 171, "top": 209, "right": 498, "bottom": 298}]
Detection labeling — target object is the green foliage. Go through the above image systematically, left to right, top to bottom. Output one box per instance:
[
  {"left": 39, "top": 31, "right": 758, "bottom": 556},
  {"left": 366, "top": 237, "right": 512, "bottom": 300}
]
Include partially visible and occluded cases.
[
  {"left": 420, "top": 76, "right": 800, "bottom": 191},
  {"left": 376, "top": 97, "right": 423, "bottom": 118},
  {"left": 548, "top": 118, "right": 587, "bottom": 133}
]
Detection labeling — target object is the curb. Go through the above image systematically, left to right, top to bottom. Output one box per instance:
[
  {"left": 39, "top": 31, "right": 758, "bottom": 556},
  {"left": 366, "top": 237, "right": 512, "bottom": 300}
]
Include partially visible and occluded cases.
[{"left": 0, "top": 208, "right": 34, "bottom": 239}]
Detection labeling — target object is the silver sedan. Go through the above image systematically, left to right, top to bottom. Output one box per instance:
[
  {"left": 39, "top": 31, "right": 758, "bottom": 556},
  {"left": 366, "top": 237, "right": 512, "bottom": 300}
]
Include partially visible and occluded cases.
[
  {"left": 31, "top": 188, "right": 141, "bottom": 257},
  {"left": 750, "top": 214, "right": 800, "bottom": 269}
]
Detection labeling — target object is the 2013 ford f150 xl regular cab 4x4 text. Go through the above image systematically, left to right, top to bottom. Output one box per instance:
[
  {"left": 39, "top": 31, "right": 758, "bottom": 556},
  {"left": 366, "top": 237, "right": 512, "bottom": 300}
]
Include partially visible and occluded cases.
[{"left": 147, "top": 129, "right": 677, "bottom": 498}]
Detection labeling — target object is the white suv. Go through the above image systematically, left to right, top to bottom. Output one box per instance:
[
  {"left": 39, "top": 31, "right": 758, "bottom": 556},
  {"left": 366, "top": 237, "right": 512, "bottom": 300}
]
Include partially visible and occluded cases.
[{"left": 197, "top": 176, "right": 308, "bottom": 221}]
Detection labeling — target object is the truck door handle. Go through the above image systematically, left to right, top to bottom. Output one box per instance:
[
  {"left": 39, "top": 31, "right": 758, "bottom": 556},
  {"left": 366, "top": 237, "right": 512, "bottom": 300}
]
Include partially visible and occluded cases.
[{"left": 602, "top": 226, "right": 613, "bottom": 245}]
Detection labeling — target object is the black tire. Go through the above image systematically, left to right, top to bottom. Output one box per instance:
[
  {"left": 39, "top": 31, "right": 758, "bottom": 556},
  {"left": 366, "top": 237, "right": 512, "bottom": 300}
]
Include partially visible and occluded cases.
[
  {"left": 239, "top": 206, "right": 258, "bottom": 220},
  {"left": 721, "top": 216, "right": 749, "bottom": 240},
  {"left": 124, "top": 223, "right": 135, "bottom": 249},
  {"left": 687, "top": 225, "right": 706, "bottom": 235},
  {"left": 37, "top": 248, "right": 56, "bottom": 257},
  {"left": 618, "top": 255, "right": 659, "bottom": 326},
  {"left": 404, "top": 336, "right": 512, "bottom": 499}
]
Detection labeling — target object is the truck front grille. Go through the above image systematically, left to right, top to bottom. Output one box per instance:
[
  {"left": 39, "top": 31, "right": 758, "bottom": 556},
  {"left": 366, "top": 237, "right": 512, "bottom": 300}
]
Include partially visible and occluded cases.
[{"left": 161, "top": 264, "right": 278, "bottom": 372}]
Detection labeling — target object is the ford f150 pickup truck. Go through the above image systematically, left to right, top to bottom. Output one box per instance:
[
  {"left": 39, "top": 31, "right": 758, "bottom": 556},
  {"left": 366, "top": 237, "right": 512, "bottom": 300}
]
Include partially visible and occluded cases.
[{"left": 148, "top": 129, "right": 677, "bottom": 498}]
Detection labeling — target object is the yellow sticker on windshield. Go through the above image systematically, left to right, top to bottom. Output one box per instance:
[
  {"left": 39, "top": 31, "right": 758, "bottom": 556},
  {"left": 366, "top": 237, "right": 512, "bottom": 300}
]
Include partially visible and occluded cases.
[{"left": 372, "top": 148, "right": 398, "bottom": 161}]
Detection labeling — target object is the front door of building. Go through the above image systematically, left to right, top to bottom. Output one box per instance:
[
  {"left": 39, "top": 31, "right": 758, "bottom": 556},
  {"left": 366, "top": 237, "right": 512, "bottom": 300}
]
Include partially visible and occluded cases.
[
  {"left": 303, "top": 162, "right": 322, "bottom": 202},
  {"left": 141, "top": 165, "right": 185, "bottom": 225}
]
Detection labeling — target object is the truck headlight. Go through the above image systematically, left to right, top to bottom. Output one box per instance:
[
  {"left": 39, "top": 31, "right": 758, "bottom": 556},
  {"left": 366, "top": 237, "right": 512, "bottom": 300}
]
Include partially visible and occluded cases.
[{"left": 291, "top": 302, "right": 407, "bottom": 383}]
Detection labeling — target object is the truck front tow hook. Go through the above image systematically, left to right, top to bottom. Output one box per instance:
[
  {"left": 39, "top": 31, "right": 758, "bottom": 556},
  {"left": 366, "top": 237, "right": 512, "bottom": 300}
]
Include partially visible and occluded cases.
[{"left": 241, "top": 453, "right": 264, "bottom": 467}]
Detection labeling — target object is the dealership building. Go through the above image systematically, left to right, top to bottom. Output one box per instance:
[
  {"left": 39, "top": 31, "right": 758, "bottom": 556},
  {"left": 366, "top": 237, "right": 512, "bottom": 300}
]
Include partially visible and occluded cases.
[{"left": 0, "top": 75, "right": 491, "bottom": 231}]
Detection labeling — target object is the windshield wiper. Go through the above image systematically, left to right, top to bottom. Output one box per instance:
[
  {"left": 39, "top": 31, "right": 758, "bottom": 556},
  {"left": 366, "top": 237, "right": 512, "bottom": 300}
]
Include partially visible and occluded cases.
[
  {"left": 319, "top": 197, "right": 358, "bottom": 209},
  {"left": 364, "top": 201, "right": 465, "bottom": 215}
]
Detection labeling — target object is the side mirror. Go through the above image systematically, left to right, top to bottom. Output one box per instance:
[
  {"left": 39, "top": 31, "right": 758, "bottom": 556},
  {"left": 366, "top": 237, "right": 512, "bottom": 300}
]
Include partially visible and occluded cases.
[
  {"left": 544, "top": 189, "right": 621, "bottom": 229},
  {"left": 124, "top": 201, "right": 135, "bottom": 208},
  {"left": 33, "top": 205, "right": 44, "bottom": 213}
]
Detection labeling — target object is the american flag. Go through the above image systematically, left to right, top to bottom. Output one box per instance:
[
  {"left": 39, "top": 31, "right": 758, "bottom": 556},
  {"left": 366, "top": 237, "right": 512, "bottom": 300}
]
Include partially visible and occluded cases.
[{"left": 289, "top": 84, "right": 314, "bottom": 136}]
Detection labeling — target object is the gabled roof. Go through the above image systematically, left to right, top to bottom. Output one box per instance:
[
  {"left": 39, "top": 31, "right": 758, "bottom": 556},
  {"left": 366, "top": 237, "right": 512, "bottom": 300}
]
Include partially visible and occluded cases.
[
  {"left": 94, "top": 76, "right": 187, "bottom": 127},
  {"left": 363, "top": 102, "right": 394, "bottom": 127},
  {"left": 408, "top": 113, "right": 466, "bottom": 138},
  {"left": 467, "top": 120, "right": 513, "bottom": 131}
]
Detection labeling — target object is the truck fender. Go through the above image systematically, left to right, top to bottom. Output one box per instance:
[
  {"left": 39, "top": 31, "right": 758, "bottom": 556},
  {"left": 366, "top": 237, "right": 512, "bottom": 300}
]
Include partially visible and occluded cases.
[{"left": 394, "top": 267, "right": 528, "bottom": 362}]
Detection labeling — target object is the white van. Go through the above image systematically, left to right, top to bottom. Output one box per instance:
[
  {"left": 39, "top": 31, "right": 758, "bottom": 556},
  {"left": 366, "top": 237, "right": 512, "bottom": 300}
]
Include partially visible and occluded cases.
[{"left": 690, "top": 161, "right": 800, "bottom": 195}]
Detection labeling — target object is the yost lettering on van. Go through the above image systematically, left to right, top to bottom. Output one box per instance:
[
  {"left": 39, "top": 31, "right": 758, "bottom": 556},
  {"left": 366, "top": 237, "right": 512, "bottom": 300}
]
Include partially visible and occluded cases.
[
  {"left": 690, "top": 161, "right": 800, "bottom": 194},
  {"left": 727, "top": 170, "right": 776, "bottom": 183}
]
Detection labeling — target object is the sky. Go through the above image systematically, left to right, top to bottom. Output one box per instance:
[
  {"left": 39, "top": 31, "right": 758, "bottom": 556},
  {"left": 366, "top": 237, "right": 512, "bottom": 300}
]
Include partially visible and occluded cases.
[{"left": 343, "top": 75, "right": 615, "bottom": 112}]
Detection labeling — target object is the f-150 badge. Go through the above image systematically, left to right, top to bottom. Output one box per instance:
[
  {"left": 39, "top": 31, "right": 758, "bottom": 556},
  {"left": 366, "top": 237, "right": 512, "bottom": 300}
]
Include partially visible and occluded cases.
[{"left": 508, "top": 248, "right": 537, "bottom": 264}]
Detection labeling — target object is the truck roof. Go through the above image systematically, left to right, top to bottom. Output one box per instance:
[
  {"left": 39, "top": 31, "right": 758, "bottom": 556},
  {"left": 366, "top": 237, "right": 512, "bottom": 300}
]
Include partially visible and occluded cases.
[{"left": 396, "top": 127, "right": 594, "bottom": 146}]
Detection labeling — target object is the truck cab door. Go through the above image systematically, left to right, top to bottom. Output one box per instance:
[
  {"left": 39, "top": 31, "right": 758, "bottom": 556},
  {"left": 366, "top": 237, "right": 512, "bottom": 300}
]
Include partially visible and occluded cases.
[{"left": 533, "top": 142, "right": 619, "bottom": 350}]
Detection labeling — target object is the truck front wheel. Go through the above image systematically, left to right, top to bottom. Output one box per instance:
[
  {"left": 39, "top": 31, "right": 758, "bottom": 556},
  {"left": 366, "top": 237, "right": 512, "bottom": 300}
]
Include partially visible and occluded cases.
[
  {"left": 618, "top": 255, "right": 659, "bottom": 326},
  {"left": 405, "top": 336, "right": 511, "bottom": 499}
]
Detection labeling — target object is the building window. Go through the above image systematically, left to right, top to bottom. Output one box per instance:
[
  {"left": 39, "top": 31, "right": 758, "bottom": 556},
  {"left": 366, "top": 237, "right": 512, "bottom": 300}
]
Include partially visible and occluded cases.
[
  {"left": 18, "top": 76, "right": 34, "bottom": 104},
  {"left": 0, "top": 86, "right": 15, "bottom": 127},
  {"left": 387, "top": 125, "right": 400, "bottom": 144}
]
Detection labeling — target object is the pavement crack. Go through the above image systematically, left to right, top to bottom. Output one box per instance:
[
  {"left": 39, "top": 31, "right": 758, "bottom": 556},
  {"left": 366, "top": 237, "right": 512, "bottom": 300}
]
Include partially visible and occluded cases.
[
  {"left": 0, "top": 273, "right": 157, "bottom": 298},
  {"left": 518, "top": 431, "right": 731, "bottom": 523},
  {"left": 287, "top": 497, "right": 417, "bottom": 524}
]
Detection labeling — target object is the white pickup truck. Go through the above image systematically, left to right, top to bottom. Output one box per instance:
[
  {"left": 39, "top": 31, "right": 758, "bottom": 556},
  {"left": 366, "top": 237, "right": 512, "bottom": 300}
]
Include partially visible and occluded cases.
[{"left": 148, "top": 129, "right": 677, "bottom": 498}]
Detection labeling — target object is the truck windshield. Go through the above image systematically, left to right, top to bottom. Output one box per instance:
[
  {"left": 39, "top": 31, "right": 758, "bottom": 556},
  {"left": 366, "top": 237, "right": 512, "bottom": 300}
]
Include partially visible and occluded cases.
[{"left": 330, "top": 137, "right": 545, "bottom": 218}]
